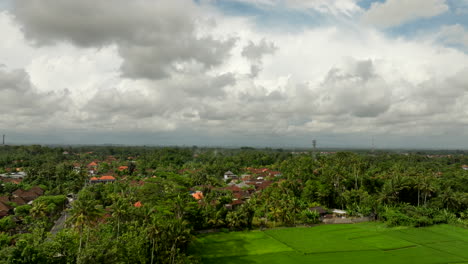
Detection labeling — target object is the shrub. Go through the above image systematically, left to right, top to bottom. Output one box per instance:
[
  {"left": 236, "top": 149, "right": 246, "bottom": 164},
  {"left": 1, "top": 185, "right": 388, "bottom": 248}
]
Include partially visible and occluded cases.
[{"left": 301, "top": 209, "right": 320, "bottom": 224}]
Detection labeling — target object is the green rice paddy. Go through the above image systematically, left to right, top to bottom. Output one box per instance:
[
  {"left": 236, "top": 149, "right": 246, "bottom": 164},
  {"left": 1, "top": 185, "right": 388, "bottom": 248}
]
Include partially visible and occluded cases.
[{"left": 190, "top": 223, "right": 468, "bottom": 264}]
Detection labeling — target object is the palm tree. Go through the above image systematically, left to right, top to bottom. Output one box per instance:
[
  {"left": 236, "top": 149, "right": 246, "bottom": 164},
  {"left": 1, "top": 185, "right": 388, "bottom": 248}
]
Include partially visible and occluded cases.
[
  {"left": 379, "top": 169, "right": 411, "bottom": 205},
  {"left": 420, "top": 175, "right": 435, "bottom": 206},
  {"left": 288, "top": 196, "right": 304, "bottom": 225},
  {"left": 110, "top": 198, "right": 129, "bottom": 238},
  {"left": 66, "top": 199, "right": 104, "bottom": 261},
  {"left": 31, "top": 201, "right": 48, "bottom": 220},
  {"left": 226, "top": 211, "right": 243, "bottom": 229},
  {"left": 146, "top": 215, "right": 160, "bottom": 264},
  {"left": 166, "top": 219, "right": 191, "bottom": 264}
]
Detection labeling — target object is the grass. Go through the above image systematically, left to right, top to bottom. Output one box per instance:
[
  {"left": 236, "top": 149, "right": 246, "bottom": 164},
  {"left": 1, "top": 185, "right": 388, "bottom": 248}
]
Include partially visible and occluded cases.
[{"left": 190, "top": 223, "right": 468, "bottom": 264}]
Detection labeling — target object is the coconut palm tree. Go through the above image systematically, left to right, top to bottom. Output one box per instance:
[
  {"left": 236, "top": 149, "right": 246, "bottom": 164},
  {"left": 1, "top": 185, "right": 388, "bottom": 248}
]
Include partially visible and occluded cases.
[
  {"left": 110, "top": 197, "right": 129, "bottom": 238},
  {"left": 66, "top": 199, "right": 104, "bottom": 261},
  {"left": 30, "top": 201, "right": 48, "bottom": 219}
]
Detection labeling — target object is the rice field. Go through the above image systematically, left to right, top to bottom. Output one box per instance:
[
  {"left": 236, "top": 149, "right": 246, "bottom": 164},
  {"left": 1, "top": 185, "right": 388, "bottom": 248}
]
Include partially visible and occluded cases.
[{"left": 190, "top": 223, "right": 468, "bottom": 264}]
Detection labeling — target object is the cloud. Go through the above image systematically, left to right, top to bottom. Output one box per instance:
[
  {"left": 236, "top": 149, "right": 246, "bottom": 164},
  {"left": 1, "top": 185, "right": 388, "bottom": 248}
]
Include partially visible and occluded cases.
[
  {"left": 12, "top": 0, "right": 236, "bottom": 80},
  {"left": 362, "top": 0, "right": 449, "bottom": 28},
  {"left": 455, "top": 0, "right": 468, "bottom": 14},
  {"left": 2, "top": 1, "right": 468, "bottom": 147},
  {"left": 435, "top": 24, "right": 468, "bottom": 49},
  {"left": 242, "top": 39, "right": 277, "bottom": 77},
  {"left": 242, "top": 39, "right": 277, "bottom": 61},
  {"left": 315, "top": 59, "right": 392, "bottom": 118},
  {"left": 0, "top": 68, "right": 70, "bottom": 128}
]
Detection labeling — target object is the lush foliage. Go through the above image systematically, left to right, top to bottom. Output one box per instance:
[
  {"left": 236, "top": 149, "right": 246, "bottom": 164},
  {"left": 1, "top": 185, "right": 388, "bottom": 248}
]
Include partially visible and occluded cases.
[{"left": 0, "top": 145, "right": 467, "bottom": 263}]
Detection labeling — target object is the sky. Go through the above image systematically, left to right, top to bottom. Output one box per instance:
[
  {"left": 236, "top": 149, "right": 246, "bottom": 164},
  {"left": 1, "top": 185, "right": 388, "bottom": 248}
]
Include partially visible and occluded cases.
[{"left": 1, "top": 0, "right": 468, "bottom": 149}]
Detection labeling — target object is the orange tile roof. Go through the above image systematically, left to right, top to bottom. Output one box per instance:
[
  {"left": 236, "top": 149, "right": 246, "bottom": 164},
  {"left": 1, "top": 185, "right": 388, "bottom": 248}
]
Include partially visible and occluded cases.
[
  {"left": 88, "top": 161, "right": 98, "bottom": 167},
  {"left": 118, "top": 166, "right": 128, "bottom": 171},
  {"left": 100, "top": 175, "right": 115, "bottom": 180},
  {"left": 90, "top": 177, "right": 98, "bottom": 181},
  {"left": 192, "top": 191, "right": 204, "bottom": 200},
  {"left": 134, "top": 201, "right": 142, "bottom": 208}
]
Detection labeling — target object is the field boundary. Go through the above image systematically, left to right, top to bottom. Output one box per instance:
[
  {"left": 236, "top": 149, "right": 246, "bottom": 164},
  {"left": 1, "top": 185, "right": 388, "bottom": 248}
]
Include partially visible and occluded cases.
[{"left": 382, "top": 245, "right": 418, "bottom": 251}]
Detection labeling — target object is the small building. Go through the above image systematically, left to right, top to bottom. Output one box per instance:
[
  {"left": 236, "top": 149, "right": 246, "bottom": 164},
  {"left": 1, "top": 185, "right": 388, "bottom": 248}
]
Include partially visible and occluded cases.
[
  {"left": 88, "top": 161, "right": 98, "bottom": 168},
  {"left": 462, "top": 165, "right": 468, "bottom": 171},
  {"left": 118, "top": 166, "right": 128, "bottom": 172},
  {"left": 0, "top": 171, "right": 27, "bottom": 179},
  {"left": 224, "top": 171, "right": 238, "bottom": 181},
  {"left": 89, "top": 175, "right": 116, "bottom": 184},
  {"left": 12, "top": 186, "right": 44, "bottom": 204},
  {"left": 191, "top": 191, "right": 204, "bottom": 200},
  {"left": 225, "top": 199, "right": 244, "bottom": 210},
  {"left": 0, "top": 201, "right": 12, "bottom": 218},
  {"left": 309, "top": 206, "right": 327, "bottom": 216},
  {"left": 332, "top": 209, "right": 348, "bottom": 218}
]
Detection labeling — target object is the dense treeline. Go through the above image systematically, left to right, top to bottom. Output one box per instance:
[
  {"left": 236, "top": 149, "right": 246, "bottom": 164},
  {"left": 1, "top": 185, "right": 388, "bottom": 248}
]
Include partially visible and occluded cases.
[{"left": 0, "top": 146, "right": 467, "bottom": 263}]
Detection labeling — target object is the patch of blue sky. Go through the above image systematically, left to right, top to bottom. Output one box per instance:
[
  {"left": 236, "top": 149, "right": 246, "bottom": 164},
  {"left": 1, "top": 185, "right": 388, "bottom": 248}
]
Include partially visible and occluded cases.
[
  {"left": 0, "top": 0, "right": 12, "bottom": 11},
  {"left": 210, "top": 0, "right": 357, "bottom": 32},
  {"left": 356, "top": 0, "right": 385, "bottom": 10},
  {"left": 358, "top": 0, "right": 468, "bottom": 14},
  {"left": 448, "top": 0, "right": 468, "bottom": 18},
  {"left": 385, "top": 11, "right": 468, "bottom": 37}
]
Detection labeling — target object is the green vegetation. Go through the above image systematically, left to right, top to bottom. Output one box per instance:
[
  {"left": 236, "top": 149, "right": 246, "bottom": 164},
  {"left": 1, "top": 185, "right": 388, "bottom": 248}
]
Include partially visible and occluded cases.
[
  {"left": 0, "top": 145, "right": 467, "bottom": 263},
  {"left": 191, "top": 223, "right": 468, "bottom": 264}
]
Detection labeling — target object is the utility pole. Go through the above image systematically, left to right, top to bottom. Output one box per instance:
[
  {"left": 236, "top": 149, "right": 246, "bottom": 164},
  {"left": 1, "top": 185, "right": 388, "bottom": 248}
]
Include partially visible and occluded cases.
[{"left": 2, "top": 134, "right": 4, "bottom": 145}]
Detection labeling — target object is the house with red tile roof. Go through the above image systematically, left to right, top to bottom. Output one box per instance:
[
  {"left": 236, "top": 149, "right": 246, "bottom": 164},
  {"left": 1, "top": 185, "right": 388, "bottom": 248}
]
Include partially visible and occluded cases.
[
  {"left": 88, "top": 161, "right": 98, "bottom": 167},
  {"left": 118, "top": 166, "right": 128, "bottom": 171},
  {"left": 244, "top": 167, "right": 282, "bottom": 179},
  {"left": 89, "top": 175, "right": 116, "bottom": 184},
  {"left": 0, "top": 178, "right": 22, "bottom": 184},
  {"left": 12, "top": 186, "right": 44, "bottom": 203},
  {"left": 29, "top": 186, "right": 44, "bottom": 196},
  {"left": 191, "top": 191, "right": 204, "bottom": 200},
  {"left": 11, "top": 196, "right": 27, "bottom": 206},
  {"left": 0, "top": 201, "right": 12, "bottom": 218}
]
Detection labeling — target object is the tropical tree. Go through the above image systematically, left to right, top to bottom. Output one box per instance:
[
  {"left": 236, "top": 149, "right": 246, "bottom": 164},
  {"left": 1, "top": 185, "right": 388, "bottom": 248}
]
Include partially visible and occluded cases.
[{"left": 66, "top": 199, "right": 104, "bottom": 261}]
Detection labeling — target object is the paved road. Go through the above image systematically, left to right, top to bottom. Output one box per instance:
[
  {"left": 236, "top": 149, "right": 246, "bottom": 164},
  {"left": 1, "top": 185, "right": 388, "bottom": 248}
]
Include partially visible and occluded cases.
[
  {"left": 50, "top": 197, "right": 74, "bottom": 235},
  {"left": 50, "top": 210, "right": 69, "bottom": 235}
]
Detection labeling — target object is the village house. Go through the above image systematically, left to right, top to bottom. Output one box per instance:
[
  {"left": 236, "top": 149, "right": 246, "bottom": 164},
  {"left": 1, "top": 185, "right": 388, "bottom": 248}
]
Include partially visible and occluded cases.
[
  {"left": 87, "top": 161, "right": 99, "bottom": 175},
  {"left": 73, "top": 163, "right": 82, "bottom": 172},
  {"left": 118, "top": 166, "right": 128, "bottom": 172},
  {"left": 245, "top": 167, "right": 282, "bottom": 178},
  {"left": 0, "top": 171, "right": 27, "bottom": 179},
  {"left": 223, "top": 171, "right": 238, "bottom": 181},
  {"left": 89, "top": 175, "right": 116, "bottom": 184},
  {"left": 0, "top": 178, "right": 22, "bottom": 184},
  {"left": 0, "top": 186, "right": 44, "bottom": 218},
  {"left": 12, "top": 186, "right": 44, "bottom": 204},
  {"left": 191, "top": 191, "right": 204, "bottom": 200},
  {"left": 0, "top": 201, "right": 12, "bottom": 218},
  {"left": 309, "top": 206, "right": 328, "bottom": 217},
  {"left": 331, "top": 209, "right": 348, "bottom": 218}
]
